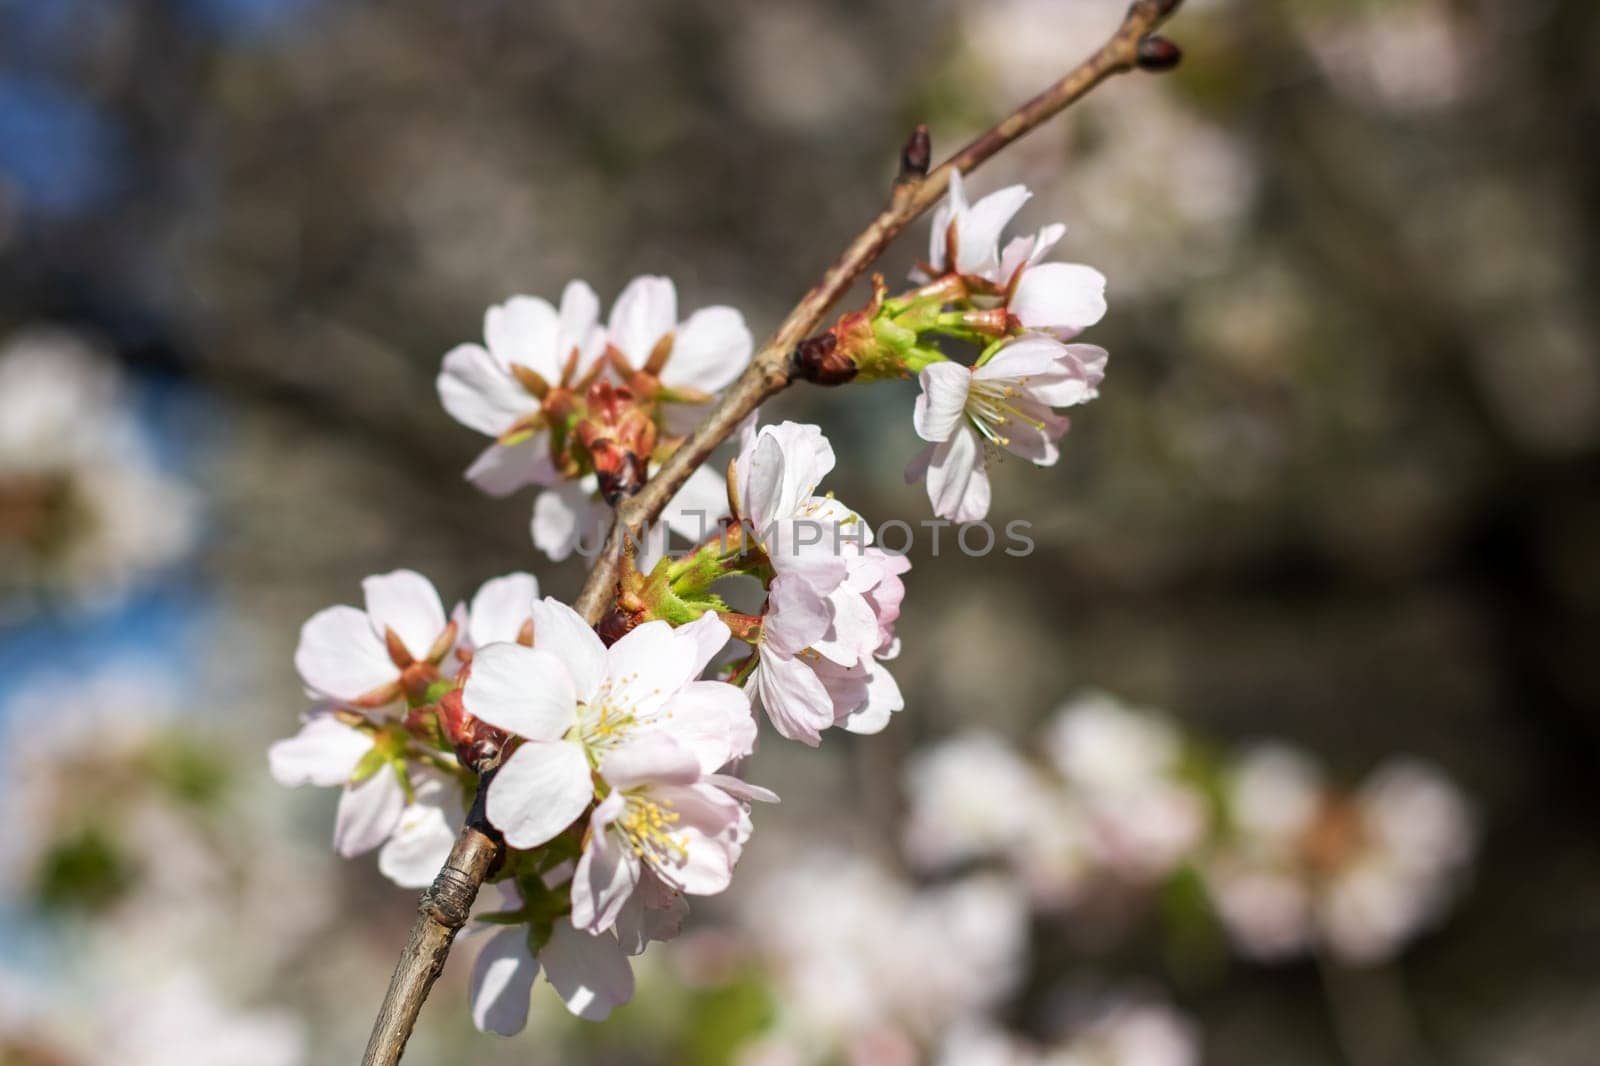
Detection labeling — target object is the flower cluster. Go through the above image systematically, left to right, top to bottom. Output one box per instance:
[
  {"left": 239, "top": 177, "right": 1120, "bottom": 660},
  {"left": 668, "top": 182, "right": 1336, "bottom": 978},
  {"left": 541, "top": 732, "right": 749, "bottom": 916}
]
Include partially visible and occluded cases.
[
  {"left": 0, "top": 329, "right": 197, "bottom": 613},
  {"left": 270, "top": 391, "right": 914, "bottom": 1024},
  {"left": 903, "top": 691, "right": 1476, "bottom": 966}
]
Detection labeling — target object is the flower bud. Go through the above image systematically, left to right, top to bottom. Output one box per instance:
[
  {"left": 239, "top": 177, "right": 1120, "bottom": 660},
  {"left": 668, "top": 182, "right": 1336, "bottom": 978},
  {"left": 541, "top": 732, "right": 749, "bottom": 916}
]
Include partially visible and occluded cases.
[{"left": 575, "top": 381, "right": 657, "bottom": 503}]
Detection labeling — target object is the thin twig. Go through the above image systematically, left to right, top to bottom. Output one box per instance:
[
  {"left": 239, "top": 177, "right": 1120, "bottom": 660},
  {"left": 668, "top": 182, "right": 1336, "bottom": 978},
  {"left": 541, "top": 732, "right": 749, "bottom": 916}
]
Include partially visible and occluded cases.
[{"left": 361, "top": 3, "right": 1185, "bottom": 1060}]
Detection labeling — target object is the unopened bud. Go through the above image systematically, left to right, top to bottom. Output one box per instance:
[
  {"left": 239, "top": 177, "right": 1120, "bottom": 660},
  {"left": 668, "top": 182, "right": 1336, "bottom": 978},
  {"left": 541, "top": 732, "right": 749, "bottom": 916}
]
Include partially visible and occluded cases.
[
  {"left": 1136, "top": 35, "right": 1182, "bottom": 72},
  {"left": 897, "top": 124, "right": 931, "bottom": 185},
  {"left": 794, "top": 333, "right": 857, "bottom": 386},
  {"left": 577, "top": 381, "right": 657, "bottom": 503}
]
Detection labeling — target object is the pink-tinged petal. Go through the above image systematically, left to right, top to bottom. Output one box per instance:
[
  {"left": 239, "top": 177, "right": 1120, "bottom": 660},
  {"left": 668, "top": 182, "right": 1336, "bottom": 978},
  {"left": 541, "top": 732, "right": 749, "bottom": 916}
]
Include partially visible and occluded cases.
[
  {"left": 956, "top": 183, "right": 1031, "bottom": 276},
  {"left": 998, "top": 223, "right": 1067, "bottom": 281},
  {"left": 1009, "top": 262, "right": 1107, "bottom": 333},
  {"left": 607, "top": 275, "right": 677, "bottom": 367},
  {"left": 557, "top": 280, "right": 603, "bottom": 377},
  {"left": 485, "top": 295, "right": 561, "bottom": 380},
  {"left": 662, "top": 306, "right": 752, "bottom": 393},
  {"left": 974, "top": 334, "right": 1070, "bottom": 382},
  {"left": 438, "top": 343, "right": 537, "bottom": 437},
  {"left": 1022, "top": 343, "right": 1107, "bottom": 407},
  {"left": 913, "top": 362, "right": 972, "bottom": 443},
  {"left": 996, "top": 398, "right": 1069, "bottom": 465},
  {"left": 769, "top": 421, "right": 836, "bottom": 515},
  {"left": 924, "top": 426, "right": 991, "bottom": 523},
  {"left": 738, "top": 430, "right": 786, "bottom": 532},
  {"left": 465, "top": 438, "right": 556, "bottom": 498},
  {"left": 660, "top": 465, "right": 730, "bottom": 544},
  {"left": 531, "top": 481, "right": 604, "bottom": 562},
  {"left": 363, "top": 570, "right": 447, "bottom": 662},
  {"left": 468, "top": 572, "right": 540, "bottom": 650},
  {"left": 763, "top": 573, "right": 831, "bottom": 655},
  {"left": 812, "top": 584, "right": 879, "bottom": 668},
  {"left": 527, "top": 597, "right": 608, "bottom": 699},
  {"left": 294, "top": 605, "right": 396, "bottom": 703},
  {"left": 673, "top": 611, "right": 733, "bottom": 676},
  {"left": 604, "top": 619, "right": 699, "bottom": 719},
  {"left": 464, "top": 644, "right": 577, "bottom": 741},
  {"left": 755, "top": 648, "right": 834, "bottom": 746},
  {"left": 840, "top": 660, "right": 903, "bottom": 735},
  {"left": 658, "top": 680, "right": 757, "bottom": 771},
  {"left": 269, "top": 714, "right": 371, "bottom": 788},
  {"left": 601, "top": 734, "right": 702, "bottom": 790},
  {"left": 486, "top": 740, "right": 593, "bottom": 848},
  {"left": 334, "top": 767, "right": 406, "bottom": 857},
  {"left": 707, "top": 773, "right": 780, "bottom": 804},
  {"left": 378, "top": 777, "right": 462, "bottom": 888},
  {"left": 649, "top": 783, "right": 743, "bottom": 895},
  {"left": 571, "top": 793, "right": 641, "bottom": 934},
  {"left": 615, "top": 879, "right": 691, "bottom": 955},
  {"left": 540, "top": 922, "right": 635, "bottom": 1021},
  {"left": 470, "top": 927, "right": 538, "bottom": 1036}
]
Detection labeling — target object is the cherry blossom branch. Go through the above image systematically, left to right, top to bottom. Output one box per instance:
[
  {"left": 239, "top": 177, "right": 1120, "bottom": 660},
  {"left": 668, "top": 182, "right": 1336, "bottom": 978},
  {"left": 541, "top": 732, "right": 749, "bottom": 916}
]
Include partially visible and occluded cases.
[{"left": 362, "top": 3, "right": 1185, "bottom": 1061}]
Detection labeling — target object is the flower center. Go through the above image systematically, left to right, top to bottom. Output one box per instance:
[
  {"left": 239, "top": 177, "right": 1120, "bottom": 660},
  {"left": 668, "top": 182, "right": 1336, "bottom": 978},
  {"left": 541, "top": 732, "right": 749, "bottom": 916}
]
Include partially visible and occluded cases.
[
  {"left": 965, "top": 377, "right": 1045, "bottom": 448},
  {"left": 616, "top": 792, "right": 687, "bottom": 864}
]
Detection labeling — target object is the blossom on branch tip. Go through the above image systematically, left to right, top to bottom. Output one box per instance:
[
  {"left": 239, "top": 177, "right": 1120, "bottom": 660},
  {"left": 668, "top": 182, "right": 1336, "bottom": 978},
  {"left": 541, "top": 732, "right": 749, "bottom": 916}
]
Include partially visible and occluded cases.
[{"left": 907, "top": 336, "right": 1106, "bottom": 522}]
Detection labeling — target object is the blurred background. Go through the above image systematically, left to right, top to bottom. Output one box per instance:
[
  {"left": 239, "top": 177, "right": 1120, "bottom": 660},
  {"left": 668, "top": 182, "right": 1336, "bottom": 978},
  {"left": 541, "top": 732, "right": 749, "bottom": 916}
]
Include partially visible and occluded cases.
[{"left": 2, "top": 0, "right": 1598, "bottom": 1062}]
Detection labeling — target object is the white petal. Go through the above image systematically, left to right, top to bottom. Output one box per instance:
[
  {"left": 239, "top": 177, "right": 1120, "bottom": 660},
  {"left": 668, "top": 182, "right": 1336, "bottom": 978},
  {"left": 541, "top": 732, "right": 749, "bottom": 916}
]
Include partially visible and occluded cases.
[
  {"left": 956, "top": 184, "right": 1031, "bottom": 277},
  {"left": 1009, "top": 262, "right": 1107, "bottom": 333},
  {"left": 607, "top": 275, "right": 677, "bottom": 367},
  {"left": 557, "top": 280, "right": 603, "bottom": 378},
  {"left": 485, "top": 295, "right": 562, "bottom": 380},
  {"left": 662, "top": 306, "right": 752, "bottom": 393},
  {"left": 975, "top": 334, "right": 1070, "bottom": 382},
  {"left": 437, "top": 343, "right": 537, "bottom": 437},
  {"left": 1023, "top": 343, "right": 1108, "bottom": 407},
  {"left": 913, "top": 362, "right": 972, "bottom": 443},
  {"left": 995, "top": 397, "right": 1068, "bottom": 465},
  {"left": 923, "top": 426, "right": 990, "bottom": 522},
  {"left": 465, "top": 438, "right": 556, "bottom": 498},
  {"left": 531, "top": 481, "right": 603, "bottom": 562},
  {"left": 363, "top": 570, "right": 447, "bottom": 662},
  {"left": 468, "top": 572, "right": 539, "bottom": 649},
  {"left": 762, "top": 573, "right": 831, "bottom": 655},
  {"left": 812, "top": 584, "right": 879, "bottom": 668},
  {"left": 527, "top": 597, "right": 608, "bottom": 699},
  {"left": 294, "top": 605, "right": 396, "bottom": 703},
  {"left": 673, "top": 611, "right": 732, "bottom": 676},
  {"left": 603, "top": 619, "right": 700, "bottom": 720},
  {"left": 464, "top": 644, "right": 577, "bottom": 741},
  {"left": 755, "top": 649, "right": 834, "bottom": 747},
  {"left": 840, "top": 660, "right": 904, "bottom": 735},
  {"left": 656, "top": 681, "right": 757, "bottom": 771},
  {"left": 268, "top": 714, "right": 370, "bottom": 788},
  {"left": 601, "top": 734, "right": 702, "bottom": 789},
  {"left": 485, "top": 740, "right": 594, "bottom": 848},
  {"left": 334, "top": 768, "right": 406, "bottom": 857},
  {"left": 707, "top": 774, "right": 780, "bottom": 804},
  {"left": 378, "top": 781, "right": 462, "bottom": 888},
  {"left": 649, "top": 783, "right": 743, "bottom": 895},
  {"left": 570, "top": 794, "right": 642, "bottom": 934},
  {"left": 540, "top": 922, "right": 635, "bottom": 1021},
  {"left": 470, "top": 927, "right": 538, "bottom": 1036}
]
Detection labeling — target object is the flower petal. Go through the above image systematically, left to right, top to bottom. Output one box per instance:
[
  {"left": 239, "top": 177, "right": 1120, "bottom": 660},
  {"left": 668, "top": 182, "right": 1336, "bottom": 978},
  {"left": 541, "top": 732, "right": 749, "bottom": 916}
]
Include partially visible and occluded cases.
[
  {"left": 957, "top": 183, "right": 1031, "bottom": 277},
  {"left": 1009, "top": 261, "right": 1107, "bottom": 333},
  {"left": 607, "top": 275, "right": 677, "bottom": 368},
  {"left": 557, "top": 280, "right": 604, "bottom": 379},
  {"left": 485, "top": 295, "right": 561, "bottom": 380},
  {"left": 662, "top": 306, "right": 752, "bottom": 393},
  {"left": 974, "top": 334, "right": 1069, "bottom": 382},
  {"left": 437, "top": 343, "right": 537, "bottom": 437},
  {"left": 1023, "top": 343, "right": 1108, "bottom": 407},
  {"left": 913, "top": 362, "right": 972, "bottom": 443},
  {"left": 995, "top": 397, "right": 1068, "bottom": 465},
  {"left": 923, "top": 426, "right": 990, "bottom": 522},
  {"left": 465, "top": 438, "right": 556, "bottom": 498},
  {"left": 531, "top": 481, "right": 604, "bottom": 562},
  {"left": 363, "top": 570, "right": 447, "bottom": 662},
  {"left": 468, "top": 572, "right": 540, "bottom": 649},
  {"left": 527, "top": 597, "right": 608, "bottom": 699},
  {"left": 294, "top": 605, "right": 397, "bottom": 703},
  {"left": 604, "top": 619, "right": 700, "bottom": 720},
  {"left": 463, "top": 644, "right": 577, "bottom": 741},
  {"left": 754, "top": 648, "right": 834, "bottom": 747},
  {"left": 840, "top": 660, "right": 904, "bottom": 735},
  {"left": 658, "top": 680, "right": 758, "bottom": 771},
  {"left": 268, "top": 714, "right": 371, "bottom": 788},
  {"left": 601, "top": 734, "right": 703, "bottom": 790},
  {"left": 486, "top": 740, "right": 594, "bottom": 848},
  {"left": 334, "top": 767, "right": 406, "bottom": 857},
  {"left": 378, "top": 777, "right": 462, "bottom": 888},
  {"left": 649, "top": 783, "right": 744, "bottom": 895},
  {"left": 571, "top": 793, "right": 642, "bottom": 934},
  {"left": 540, "top": 922, "right": 635, "bottom": 1021},
  {"left": 469, "top": 927, "right": 538, "bottom": 1036}
]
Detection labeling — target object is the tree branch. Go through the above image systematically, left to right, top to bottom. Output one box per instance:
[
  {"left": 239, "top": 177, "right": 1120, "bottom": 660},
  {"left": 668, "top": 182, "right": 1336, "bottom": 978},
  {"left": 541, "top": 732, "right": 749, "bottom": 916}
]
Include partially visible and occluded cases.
[{"left": 361, "top": 3, "right": 1186, "bottom": 1061}]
